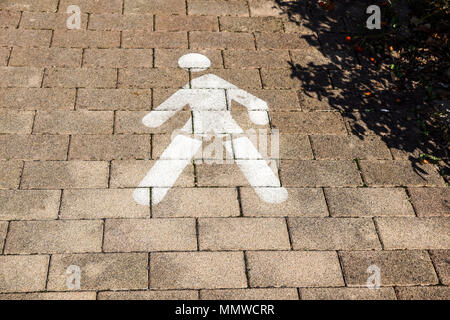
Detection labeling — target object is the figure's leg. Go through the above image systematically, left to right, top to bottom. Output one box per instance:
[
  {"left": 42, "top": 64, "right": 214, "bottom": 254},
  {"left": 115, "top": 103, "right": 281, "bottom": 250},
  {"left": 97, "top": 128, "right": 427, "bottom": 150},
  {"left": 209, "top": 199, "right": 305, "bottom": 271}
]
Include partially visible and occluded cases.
[
  {"left": 134, "top": 135, "right": 202, "bottom": 206},
  {"left": 223, "top": 137, "right": 288, "bottom": 204}
]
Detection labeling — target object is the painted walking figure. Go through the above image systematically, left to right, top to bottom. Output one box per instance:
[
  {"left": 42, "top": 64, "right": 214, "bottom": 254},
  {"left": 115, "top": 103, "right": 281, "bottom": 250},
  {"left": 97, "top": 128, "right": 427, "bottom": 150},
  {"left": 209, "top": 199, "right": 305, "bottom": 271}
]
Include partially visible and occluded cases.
[{"left": 133, "top": 53, "right": 288, "bottom": 206}]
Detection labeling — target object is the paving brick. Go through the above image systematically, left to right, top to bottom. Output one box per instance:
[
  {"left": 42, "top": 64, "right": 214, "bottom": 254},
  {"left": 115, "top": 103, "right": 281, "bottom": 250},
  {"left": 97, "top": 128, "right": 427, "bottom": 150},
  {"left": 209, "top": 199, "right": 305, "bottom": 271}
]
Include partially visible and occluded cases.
[
  {"left": 0, "top": 0, "right": 58, "bottom": 12},
  {"left": 59, "top": 0, "right": 123, "bottom": 14},
  {"left": 124, "top": 0, "right": 186, "bottom": 14},
  {"left": 189, "top": 0, "right": 249, "bottom": 16},
  {"left": 248, "top": 0, "right": 284, "bottom": 16},
  {"left": 0, "top": 10, "right": 20, "bottom": 27},
  {"left": 21, "top": 12, "right": 88, "bottom": 29},
  {"left": 89, "top": 14, "right": 153, "bottom": 31},
  {"left": 156, "top": 15, "right": 218, "bottom": 31},
  {"left": 220, "top": 16, "right": 283, "bottom": 32},
  {"left": 283, "top": 18, "right": 316, "bottom": 34},
  {"left": 0, "top": 29, "right": 51, "bottom": 47},
  {"left": 52, "top": 30, "right": 120, "bottom": 48},
  {"left": 122, "top": 31, "right": 187, "bottom": 49},
  {"left": 190, "top": 32, "right": 255, "bottom": 49},
  {"left": 255, "top": 33, "right": 313, "bottom": 49},
  {"left": 9, "top": 48, "right": 82, "bottom": 68},
  {"left": 83, "top": 49, "right": 153, "bottom": 68},
  {"left": 154, "top": 49, "right": 223, "bottom": 68},
  {"left": 223, "top": 50, "right": 290, "bottom": 69},
  {"left": 0, "top": 67, "right": 43, "bottom": 88},
  {"left": 43, "top": 68, "right": 117, "bottom": 88},
  {"left": 118, "top": 68, "right": 188, "bottom": 88},
  {"left": 195, "top": 69, "right": 262, "bottom": 88},
  {"left": 261, "top": 69, "right": 331, "bottom": 89},
  {"left": 0, "top": 88, "right": 76, "bottom": 110},
  {"left": 77, "top": 89, "right": 151, "bottom": 111},
  {"left": 233, "top": 89, "right": 300, "bottom": 112},
  {"left": 297, "top": 90, "right": 349, "bottom": 111},
  {"left": 0, "top": 110, "right": 34, "bottom": 133},
  {"left": 33, "top": 111, "right": 114, "bottom": 134},
  {"left": 115, "top": 111, "right": 191, "bottom": 134},
  {"left": 271, "top": 134, "right": 312, "bottom": 159},
  {"left": 0, "top": 135, "right": 68, "bottom": 161},
  {"left": 69, "top": 135, "right": 150, "bottom": 160},
  {"left": 310, "top": 135, "right": 391, "bottom": 160},
  {"left": 0, "top": 160, "right": 23, "bottom": 189},
  {"left": 110, "top": 160, "right": 194, "bottom": 188},
  {"left": 280, "top": 160, "right": 361, "bottom": 187},
  {"left": 360, "top": 160, "right": 445, "bottom": 187},
  {"left": 21, "top": 161, "right": 109, "bottom": 189},
  {"left": 196, "top": 161, "right": 280, "bottom": 187},
  {"left": 153, "top": 187, "right": 239, "bottom": 217},
  {"left": 241, "top": 187, "right": 328, "bottom": 217},
  {"left": 324, "top": 188, "right": 415, "bottom": 217},
  {"left": 409, "top": 188, "right": 450, "bottom": 217},
  {"left": 60, "top": 189, "right": 148, "bottom": 219},
  {"left": 0, "top": 190, "right": 60, "bottom": 220},
  {"left": 199, "top": 217, "right": 290, "bottom": 250},
  {"left": 288, "top": 217, "right": 381, "bottom": 250},
  {"left": 376, "top": 217, "right": 450, "bottom": 250},
  {"left": 104, "top": 218, "right": 197, "bottom": 252},
  {"left": 5, "top": 220, "right": 103, "bottom": 254},
  {"left": 0, "top": 221, "right": 7, "bottom": 251},
  {"left": 429, "top": 250, "right": 450, "bottom": 285},
  {"left": 247, "top": 251, "right": 344, "bottom": 287},
  {"left": 339, "top": 251, "right": 439, "bottom": 286},
  {"left": 150, "top": 252, "right": 247, "bottom": 289},
  {"left": 47, "top": 253, "right": 148, "bottom": 291},
  {"left": 0, "top": 255, "right": 49, "bottom": 293},
  {"left": 396, "top": 286, "right": 450, "bottom": 300},
  {"left": 300, "top": 287, "right": 396, "bottom": 300},
  {"left": 201, "top": 288, "right": 299, "bottom": 300},
  {"left": 98, "top": 290, "right": 198, "bottom": 300},
  {"left": 0, "top": 292, "right": 97, "bottom": 300}
]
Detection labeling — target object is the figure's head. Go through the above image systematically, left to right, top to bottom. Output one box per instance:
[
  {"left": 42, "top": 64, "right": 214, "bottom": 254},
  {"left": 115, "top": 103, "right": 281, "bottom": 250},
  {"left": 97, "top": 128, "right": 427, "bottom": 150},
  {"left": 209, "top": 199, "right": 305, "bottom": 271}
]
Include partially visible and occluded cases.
[{"left": 178, "top": 53, "right": 211, "bottom": 72}]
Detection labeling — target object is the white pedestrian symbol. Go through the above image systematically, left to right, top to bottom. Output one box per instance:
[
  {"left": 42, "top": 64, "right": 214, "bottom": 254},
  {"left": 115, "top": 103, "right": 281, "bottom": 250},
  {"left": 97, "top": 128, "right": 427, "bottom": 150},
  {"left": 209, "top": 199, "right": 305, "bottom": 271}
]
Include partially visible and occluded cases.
[{"left": 133, "top": 53, "right": 288, "bottom": 206}]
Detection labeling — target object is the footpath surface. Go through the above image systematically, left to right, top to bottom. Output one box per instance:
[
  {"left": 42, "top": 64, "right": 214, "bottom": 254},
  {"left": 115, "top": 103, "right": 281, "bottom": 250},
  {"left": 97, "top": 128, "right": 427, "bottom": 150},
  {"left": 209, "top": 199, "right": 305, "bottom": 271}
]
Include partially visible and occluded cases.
[{"left": 0, "top": 0, "right": 448, "bottom": 300}]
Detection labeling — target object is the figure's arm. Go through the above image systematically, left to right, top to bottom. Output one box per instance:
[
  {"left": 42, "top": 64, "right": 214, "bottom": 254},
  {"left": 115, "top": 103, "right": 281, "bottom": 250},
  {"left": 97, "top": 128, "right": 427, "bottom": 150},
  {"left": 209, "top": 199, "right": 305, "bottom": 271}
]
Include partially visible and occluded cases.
[
  {"left": 227, "top": 89, "right": 269, "bottom": 125},
  {"left": 142, "top": 90, "right": 188, "bottom": 128}
]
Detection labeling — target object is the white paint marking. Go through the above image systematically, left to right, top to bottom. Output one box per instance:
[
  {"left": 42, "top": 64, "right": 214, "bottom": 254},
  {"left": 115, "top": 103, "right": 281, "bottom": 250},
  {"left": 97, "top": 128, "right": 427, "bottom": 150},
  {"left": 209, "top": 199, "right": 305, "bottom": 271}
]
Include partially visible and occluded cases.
[{"left": 134, "top": 54, "right": 288, "bottom": 206}]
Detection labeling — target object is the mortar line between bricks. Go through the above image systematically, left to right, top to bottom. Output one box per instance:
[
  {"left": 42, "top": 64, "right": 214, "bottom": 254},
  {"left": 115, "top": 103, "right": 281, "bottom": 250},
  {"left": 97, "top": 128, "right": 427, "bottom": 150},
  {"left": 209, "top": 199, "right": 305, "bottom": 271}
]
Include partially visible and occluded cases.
[
  {"left": 56, "top": 0, "right": 61, "bottom": 13},
  {"left": 121, "top": 0, "right": 125, "bottom": 15},
  {"left": 185, "top": 0, "right": 189, "bottom": 15},
  {"left": 246, "top": 0, "right": 251, "bottom": 17},
  {"left": 16, "top": 11, "right": 23, "bottom": 29},
  {"left": 86, "top": 13, "right": 91, "bottom": 30},
  {"left": 152, "top": 14, "right": 156, "bottom": 31},
  {"left": 217, "top": 17, "right": 222, "bottom": 32},
  {"left": 49, "top": 30, "right": 54, "bottom": 48},
  {"left": 119, "top": 31, "right": 123, "bottom": 48},
  {"left": 187, "top": 31, "right": 191, "bottom": 50},
  {"left": 6, "top": 47, "right": 13, "bottom": 66},
  {"left": 152, "top": 48, "right": 155, "bottom": 68},
  {"left": 40, "top": 68, "right": 46, "bottom": 88},
  {"left": 73, "top": 88, "right": 79, "bottom": 110},
  {"left": 30, "top": 110, "right": 37, "bottom": 134},
  {"left": 66, "top": 135, "right": 71, "bottom": 160},
  {"left": 307, "top": 135, "right": 316, "bottom": 159},
  {"left": 17, "top": 160, "right": 25, "bottom": 190},
  {"left": 107, "top": 160, "right": 112, "bottom": 188},
  {"left": 236, "top": 186, "right": 243, "bottom": 217},
  {"left": 321, "top": 187, "right": 332, "bottom": 217},
  {"left": 403, "top": 187, "right": 418, "bottom": 217},
  {"left": 149, "top": 188, "right": 152, "bottom": 217},
  {"left": 56, "top": 189, "right": 64, "bottom": 220},
  {"left": 285, "top": 217, "right": 294, "bottom": 250},
  {"left": 101, "top": 218, "right": 106, "bottom": 253},
  {"left": 195, "top": 218, "right": 200, "bottom": 251},
  {"left": 372, "top": 218, "right": 385, "bottom": 250},
  {"left": 1, "top": 221, "right": 10, "bottom": 255},
  {"left": 426, "top": 250, "right": 442, "bottom": 285},
  {"left": 243, "top": 251, "right": 250, "bottom": 288},
  {"left": 336, "top": 251, "right": 348, "bottom": 287},
  {"left": 148, "top": 252, "right": 151, "bottom": 289},
  {"left": 44, "top": 254, "right": 52, "bottom": 290},
  {"left": 297, "top": 288, "right": 302, "bottom": 300}
]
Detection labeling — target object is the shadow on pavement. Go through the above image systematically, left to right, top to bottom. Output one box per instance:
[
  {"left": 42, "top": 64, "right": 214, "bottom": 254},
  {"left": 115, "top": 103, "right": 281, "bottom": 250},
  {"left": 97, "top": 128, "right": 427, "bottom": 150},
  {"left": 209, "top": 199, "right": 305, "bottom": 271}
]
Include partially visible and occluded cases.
[{"left": 274, "top": 0, "right": 448, "bottom": 182}]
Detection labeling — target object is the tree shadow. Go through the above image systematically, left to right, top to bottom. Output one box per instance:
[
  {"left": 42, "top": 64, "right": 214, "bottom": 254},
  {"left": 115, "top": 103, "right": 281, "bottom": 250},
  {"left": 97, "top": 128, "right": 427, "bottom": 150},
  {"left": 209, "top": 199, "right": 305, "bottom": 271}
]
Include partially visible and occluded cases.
[{"left": 275, "top": 0, "right": 448, "bottom": 182}]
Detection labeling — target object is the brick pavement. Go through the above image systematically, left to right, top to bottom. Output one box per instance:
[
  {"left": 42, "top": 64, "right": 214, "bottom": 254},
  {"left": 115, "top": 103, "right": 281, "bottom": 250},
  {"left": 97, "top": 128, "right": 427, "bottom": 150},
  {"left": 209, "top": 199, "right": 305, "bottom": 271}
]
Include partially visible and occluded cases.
[{"left": 0, "top": 0, "right": 448, "bottom": 300}]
